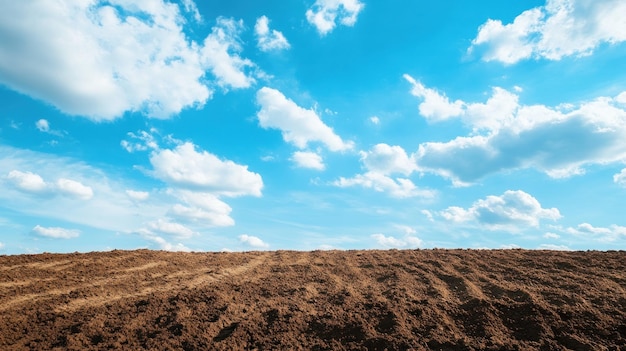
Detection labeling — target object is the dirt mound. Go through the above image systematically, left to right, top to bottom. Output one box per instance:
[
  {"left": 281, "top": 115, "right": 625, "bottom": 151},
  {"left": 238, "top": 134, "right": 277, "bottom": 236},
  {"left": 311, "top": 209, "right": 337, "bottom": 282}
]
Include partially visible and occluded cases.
[{"left": 1, "top": 249, "right": 625, "bottom": 350}]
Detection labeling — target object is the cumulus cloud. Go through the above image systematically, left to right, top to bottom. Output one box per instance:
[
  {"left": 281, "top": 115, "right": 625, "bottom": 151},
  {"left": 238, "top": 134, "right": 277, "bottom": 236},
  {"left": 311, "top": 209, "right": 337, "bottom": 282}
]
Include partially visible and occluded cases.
[
  {"left": 306, "top": 0, "right": 365, "bottom": 35},
  {"left": 469, "top": 0, "right": 626, "bottom": 64},
  {"left": 0, "top": 1, "right": 257, "bottom": 120},
  {"left": 255, "top": 16, "right": 290, "bottom": 52},
  {"left": 201, "top": 17, "right": 256, "bottom": 89},
  {"left": 404, "top": 74, "right": 464, "bottom": 122},
  {"left": 407, "top": 80, "right": 626, "bottom": 185},
  {"left": 256, "top": 87, "right": 353, "bottom": 151},
  {"left": 369, "top": 116, "right": 380, "bottom": 125},
  {"left": 35, "top": 119, "right": 50, "bottom": 133},
  {"left": 150, "top": 142, "right": 263, "bottom": 197},
  {"left": 334, "top": 143, "right": 433, "bottom": 198},
  {"left": 360, "top": 143, "right": 417, "bottom": 176},
  {"left": 291, "top": 151, "right": 326, "bottom": 170},
  {"left": 614, "top": 168, "right": 626, "bottom": 187},
  {"left": 7, "top": 170, "right": 48, "bottom": 193},
  {"left": 7, "top": 170, "right": 93, "bottom": 199},
  {"left": 334, "top": 171, "right": 434, "bottom": 198},
  {"left": 56, "top": 178, "right": 94, "bottom": 200},
  {"left": 126, "top": 190, "right": 150, "bottom": 201},
  {"left": 168, "top": 190, "right": 235, "bottom": 227},
  {"left": 439, "top": 190, "right": 561, "bottom": 231},
  {"left": 148, "top": 219, "right": 194, "bottom": 239},
  {"left": 564, "top": 223, "right": 626, "bottom": 242},
  {"left": 32, "top": 225, "right": 80, "bottom": 239},
  {"left": 138, "top": 230, "right": 192, "bottom": 251},
  {"left": 371, "top": 233, "right": 422, "bottom": 248},
  {"left": 239, "top": 234, "right": 269, "bottom": 249}
]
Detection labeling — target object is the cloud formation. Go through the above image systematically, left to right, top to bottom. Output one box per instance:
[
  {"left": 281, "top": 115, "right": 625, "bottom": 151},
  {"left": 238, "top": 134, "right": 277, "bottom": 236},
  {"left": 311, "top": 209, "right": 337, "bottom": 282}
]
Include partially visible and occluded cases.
[
  {"left": 306, "top": 0, "right": 365, "bottom": 35},
  {"left": 469, "top": 0, "right": 626, "bottom": 63},
  {"left": 0, "top": 1, "right": 257, "bottom": 120},
  {"left": 255, "top": 16, "right": 290, "bottom": 52},
  {"left": 202, "top": 17, "right": 257, "bottom": 89},
  {"left": 406, "top": 77, "right": 626, "bottom": 185},
  {"left": 256, "top": 87, "right": 353, "bottom": 151},
  {"left": 150, "top": 142, "right": 263, "bottom": 197},
  {"left": 334, "top": 143, "right": 434, "bottom": 198},
  {"left": 360, "top": 143, "right": 417, "bottom": 176},
  {"left": 291, "top": 151, "right": 326, "bottom": 170},
  {"left": 614, "top": 168, "right": 626, "bottom": 187},
  {"left": 7, "top": 170, "right": 93, "bottom": 199},
  {"left": 168, "top": 190, "right": 235, "bottom": 227},
  {"left": 440, "top": 190, "right": 561, "bottom": 231},
  {"left": 148, "top": 219, "right": 194, "bottom": 239},
  {"left": 564, "top": 223, "right": 626, "bottom": 242},
  {"left": 32, "top": 225, "right": 80, "bottom": 239},
  {"left": 371, "top": 233, "right": 422, "bottom": 248},
  {"left": 239, "top": 234, "right": 269, "bottom": 248}
]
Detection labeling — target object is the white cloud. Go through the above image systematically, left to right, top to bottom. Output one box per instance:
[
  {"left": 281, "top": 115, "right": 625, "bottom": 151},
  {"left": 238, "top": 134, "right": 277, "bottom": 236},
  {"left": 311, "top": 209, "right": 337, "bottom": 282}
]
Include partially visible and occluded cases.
[
  {"left": 181, "top": 0, "right": 202, "bottom": 22},
  {"left": 306, "top": 0, "right": 365, "bottom": 35},
  {"left": 469, "top": 0, "right": 626, "bottom": 63},
  {"left": 0, "top": 2, "right": 258, "bottom": 120},
  {"left": 255, "top": 16, "right": 290, "bottom": 52},
  {"left": 201, "top": 17, "right": 256, "bottom": 89},
  {"left": 404, "top": 74, "right": 464, "bottom": 121},
  {"left": 410, "top": 84, "right": 626, "bottom": 185},
  {"left": 256, "top": 87, "right": 353, "bottom": 151},
  {"left": 465, "top": 87, "right": 520, "bottom": 131},
  {"left": 616, "top": 91, "right": 626, "bottom": 104},
  {"left": 369, "top": 116, "right": 380, "bottom": 125},
  {"left": 35, "top": 119, "right": 50, "bottom": 133},
  {"left": 35, "top": 119, "right": 65, "bottom": 137},
  {"left": 121, "top": 130, "right": 160, "bottom": 153},
  {"left": 149, "top": 142, "right": 263, "bottom": 197},
  {"left": 334, "top": 143, "right": 434, "bottom": 198},
  {"left": 360, "top": 143, "right": 417, "bottom": 176},
  {"left": 291, "top": 151, "right": 326, "bottom": 170},
  {"left": 614, "top": 168, "right": 626, "bottom": 187},
  {"left": 7, "top": 170, "right": 48, "bottom": 193},
  {"left": 7, "top": 170, "right": 94, "bottom": 200},
  {"left": 334, "top": 171, "right": 434, "bottom": 198},
  {"left": 56, "top": 178, "right": 94, "bottom": 200},
  {"left": 126, "top": 190, "right": 150, "bottom": 201},
  {"left": 168, "top": 190, "right": 234, "bottom": 227},
  {"left": 440, "top": 190, "right": 561, "bottom": 231},
  {"left": 421, "top": 209, "right": 434, "bottom": 221},
  {"left": 148, "top": 219, "right": 194, "bottom": 239},
  {"left": 563, "top": 223, "right": 626, "bottom": 242},
  {"left": 32, "top": 225, "right": 80, "bottom": 239},
  {"left": 139, "top": 230, "right": 192, "bottom": 252},
  {"left": 544, "top": 232, "right": 561, "bottom": 239},
  {"left": 371, "top": 233, "right": 422, "bottom": 248},
  {"left": 239, "top": 234, "right": 269, "bottom": 249},
  {"left": 0, "top": 242, "right": 4, "bottom": 250},
  {"left": 538, "top": 244, "right": 570, "bottom": 251}
]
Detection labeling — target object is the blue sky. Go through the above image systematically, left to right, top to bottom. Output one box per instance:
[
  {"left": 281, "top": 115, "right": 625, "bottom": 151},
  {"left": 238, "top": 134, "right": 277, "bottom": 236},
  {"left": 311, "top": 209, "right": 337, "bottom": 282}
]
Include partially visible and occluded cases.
[{"left": 1, "top": 0, "right": 626, "bottom": 254}]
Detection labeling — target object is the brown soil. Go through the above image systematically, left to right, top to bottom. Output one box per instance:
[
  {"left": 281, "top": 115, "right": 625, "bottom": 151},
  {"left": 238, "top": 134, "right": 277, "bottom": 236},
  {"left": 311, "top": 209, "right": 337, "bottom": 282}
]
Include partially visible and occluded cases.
[{"left": 1, "top": 249, "right": 625, "bottom": 350}]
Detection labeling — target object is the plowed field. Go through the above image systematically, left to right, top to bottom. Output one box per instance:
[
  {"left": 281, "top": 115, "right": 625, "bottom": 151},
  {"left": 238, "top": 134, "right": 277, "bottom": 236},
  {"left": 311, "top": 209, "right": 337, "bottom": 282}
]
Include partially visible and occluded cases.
[{"left": 1, "top": 249, "right": 625, "bottom": 350}]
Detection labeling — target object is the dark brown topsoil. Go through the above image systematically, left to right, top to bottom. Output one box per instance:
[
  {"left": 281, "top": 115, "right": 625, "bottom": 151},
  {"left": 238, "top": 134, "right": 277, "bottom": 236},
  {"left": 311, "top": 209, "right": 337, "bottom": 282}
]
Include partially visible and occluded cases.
[{"left": 1, "top": 249, "right": 625, "bottom": 350}]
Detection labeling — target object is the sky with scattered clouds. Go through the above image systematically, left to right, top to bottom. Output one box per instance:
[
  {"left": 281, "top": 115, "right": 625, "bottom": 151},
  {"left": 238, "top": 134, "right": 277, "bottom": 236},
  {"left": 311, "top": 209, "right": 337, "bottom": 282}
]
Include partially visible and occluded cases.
[{"left": 1, "top": 0, "right": 625, "bottom": 254}]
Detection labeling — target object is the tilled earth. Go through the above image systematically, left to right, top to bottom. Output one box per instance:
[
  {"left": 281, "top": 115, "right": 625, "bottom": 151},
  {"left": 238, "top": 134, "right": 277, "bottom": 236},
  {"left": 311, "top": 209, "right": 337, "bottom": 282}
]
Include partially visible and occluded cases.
[{"left": 1, "top": 249, "right": 625, "bottom": 350}]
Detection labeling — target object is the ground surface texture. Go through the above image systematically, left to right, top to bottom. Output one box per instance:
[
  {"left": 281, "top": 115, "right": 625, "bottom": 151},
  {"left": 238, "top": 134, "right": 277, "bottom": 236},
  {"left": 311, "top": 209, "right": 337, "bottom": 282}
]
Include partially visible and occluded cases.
[{"left": 1, "top": 249, "right": 625, "bottom": 350}]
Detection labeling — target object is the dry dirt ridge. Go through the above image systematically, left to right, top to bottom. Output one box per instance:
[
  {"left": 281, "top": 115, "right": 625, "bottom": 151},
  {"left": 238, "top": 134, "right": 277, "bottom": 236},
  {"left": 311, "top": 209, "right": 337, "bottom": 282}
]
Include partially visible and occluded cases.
[{"left": 1, "top": 249, "right": 625, "bottom": 350}]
